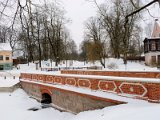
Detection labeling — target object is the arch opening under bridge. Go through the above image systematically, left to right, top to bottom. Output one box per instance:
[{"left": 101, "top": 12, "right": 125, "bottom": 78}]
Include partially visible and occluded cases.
[{"left": 41, "top": 93, "right": 52, "bottom": 104}]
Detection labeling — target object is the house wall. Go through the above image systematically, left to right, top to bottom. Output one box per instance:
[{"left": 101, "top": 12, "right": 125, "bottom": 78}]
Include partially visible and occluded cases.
[
  {"left": 144, "top": 20, "right": 160, "bottom": 66},
  {"left": 0, "top": 51, "right": 13, "bottom": 70},
  {"left": 145, "top": 52, "right": 160, "bottom": 66}
]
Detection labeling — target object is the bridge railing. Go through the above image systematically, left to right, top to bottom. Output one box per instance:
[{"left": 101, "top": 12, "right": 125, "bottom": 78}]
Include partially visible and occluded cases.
[
  {"left": 61, "top": 70, "right": 160, "bottom": 78},
  {"left": 20, "top": 73, "right": 160, "bottom": 103}
]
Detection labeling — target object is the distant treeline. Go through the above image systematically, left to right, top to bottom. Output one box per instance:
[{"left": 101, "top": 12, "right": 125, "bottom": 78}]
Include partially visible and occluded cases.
[{"left": 127, "top": 56, "right": 145, "bottom": 61}]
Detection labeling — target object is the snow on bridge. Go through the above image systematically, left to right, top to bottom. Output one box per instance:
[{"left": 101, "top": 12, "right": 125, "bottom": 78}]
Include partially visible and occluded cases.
[{"left": 20, "top": 70, "right": 160, "bottom": 113}]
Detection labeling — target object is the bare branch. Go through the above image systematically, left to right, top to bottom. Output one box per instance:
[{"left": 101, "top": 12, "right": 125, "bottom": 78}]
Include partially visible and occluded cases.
[
  {"left": 0, "top": 0, "right": 9, "bottom": 17},
  {"left": 126, "top": 0, "right": 158, "bottom": 18},
  {"left": 130, "top": 0, "right": 139, "bottom": 9}
]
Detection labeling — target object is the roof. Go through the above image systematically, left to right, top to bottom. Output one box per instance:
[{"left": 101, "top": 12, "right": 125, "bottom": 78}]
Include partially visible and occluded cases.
[
  {"left": 151, "top": 20, "right": 160, "bottom": 38},
  {"left": 144, "top": 37, "right": 160, "bottom": 42},
  {"left": 0, "top": 43, "right": 12, "bottom": 51}
]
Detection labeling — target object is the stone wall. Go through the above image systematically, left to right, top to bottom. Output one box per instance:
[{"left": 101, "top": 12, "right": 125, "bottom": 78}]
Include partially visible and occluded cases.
[
  {"left": 21, "top": 81, "right": 122, "bottom": 113},
  {"left": 21, "top": 82, "right": 42, "bottom": 101},
  {"left": 0, "top": 83, "right": 20, "bottom": 92},
  {"left": 52, "top": 89, "right": 117, "bottom": 113}
]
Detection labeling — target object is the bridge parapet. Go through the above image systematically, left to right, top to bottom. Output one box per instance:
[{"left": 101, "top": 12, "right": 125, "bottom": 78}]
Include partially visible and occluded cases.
[
  {"left": 61, "top": 70, "right": 160, "bottom": 78},
  {"left": 20, "top": 72, "right": 160, "bottom": 103}
]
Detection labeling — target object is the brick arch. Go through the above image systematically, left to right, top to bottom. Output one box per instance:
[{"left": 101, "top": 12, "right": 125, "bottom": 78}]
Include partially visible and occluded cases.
[{"left": 41, "top": 89, "right": 52, "bottom": 96}]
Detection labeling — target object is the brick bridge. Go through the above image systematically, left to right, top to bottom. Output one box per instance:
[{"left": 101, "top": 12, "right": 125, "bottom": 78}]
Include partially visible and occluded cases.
[{"left": 20, "top": 70, "right": 160, "bottom": 113}]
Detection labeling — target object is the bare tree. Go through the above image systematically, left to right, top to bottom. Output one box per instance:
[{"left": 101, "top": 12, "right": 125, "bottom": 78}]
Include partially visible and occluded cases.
[
  {"left": 87, "top": 0, "right": 160, "bottom": 65},
  {"left": 91, "top": 0, "right": 141, "bottom": 64},
  {"left": 13, "top": 1, "right": 73, "bottom": 67},
  {"left": 43, "top": 3, "right": 67, "bottom": 66},
  {"left": 34, "top": 9, "right": 43, "bottom": 67},
  {"left": 84, "top": 17, "right": 107, "bottom": 67},
  {"left": 145, "top": 22, "right": 153, "bottom": 38},
  {"left": 0, "top": 25, "right": 7, "bottom": 43},
  {"left": 7, "top": 28, "right": 18, "bottom": 53},
  {"left": 79, "top": 40, "right": 89, "bottom": 64}
]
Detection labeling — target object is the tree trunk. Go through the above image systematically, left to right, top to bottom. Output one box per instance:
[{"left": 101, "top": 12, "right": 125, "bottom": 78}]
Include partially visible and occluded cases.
[{"left": 123, "top": 52, "right": 127, "bottom": 64}]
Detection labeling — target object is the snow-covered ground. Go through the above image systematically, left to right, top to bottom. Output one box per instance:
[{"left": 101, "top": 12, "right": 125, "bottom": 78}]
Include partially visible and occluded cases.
[
  {"left": 0, "top": 58, "right": 160, "bottom": 120},
  {"left": 4, "top": 58, "right": 159, "bottom": 78},
  {"left": 39, "top": 58, "right": 159, "bottom": 71},
  {"left": 0, "top": 77, "right": 19, "bottom": 87},
  {"left": 0, "top": 89, "right": 160, "bottom": 120},
  {"left": 0, "top": 89, "right": 73, "bottom": 120},
  {"left": 74, "top": 103, "right": 160, "bottom": 120}
]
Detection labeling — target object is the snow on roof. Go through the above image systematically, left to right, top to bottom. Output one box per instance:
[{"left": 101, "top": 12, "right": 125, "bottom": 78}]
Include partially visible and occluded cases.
[{"left": 0, "top": 43, "right": 12, "bottom": 51}]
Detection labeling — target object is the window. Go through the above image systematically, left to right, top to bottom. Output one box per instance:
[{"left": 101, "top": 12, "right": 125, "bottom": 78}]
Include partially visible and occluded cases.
[
  {"left": 151, "top": 41, "right": 156, "bottom": 51},
  {"left": 158, "top": 41, "right": 160, "bottom": 51},
  {"left": 144, "top": 42, "right": 148, "bottom": 52},
  {"left": 0, "top": 55, "right": 3, "bottom": 60},
  {"left": 6, "top": 56, "right": 9, "bottom": 60},
  {"left": 151, "top": 56, "right": 156, "bottom": 65},
  {"left": 4, "top": 64, "right": 11, "bottom": 70},
  {"left": 5, "top": 64, "right": 10, "bottom": 68},
  {"left": 0, "top": 65, "right": 3, "bottom": 70}
]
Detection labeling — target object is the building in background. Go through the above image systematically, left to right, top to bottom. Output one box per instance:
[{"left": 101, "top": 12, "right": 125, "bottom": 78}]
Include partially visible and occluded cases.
[
  {"left": 144, "top": 19, "right": 160, "bottom": 66},
  {"left": 0, "top": 43, "right": 12, "bottom": 70}
]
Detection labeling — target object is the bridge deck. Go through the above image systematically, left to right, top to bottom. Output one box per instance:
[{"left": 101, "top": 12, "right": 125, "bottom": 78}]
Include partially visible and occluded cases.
[
  {"left": 20, "top": 71, "right": 160, "bottom": 113},
  {"left": 20, "top": 72, "right": 160, "bottom": 103},
  {"left": 21, "top": 79, "right": 127, "bottom": 104}
]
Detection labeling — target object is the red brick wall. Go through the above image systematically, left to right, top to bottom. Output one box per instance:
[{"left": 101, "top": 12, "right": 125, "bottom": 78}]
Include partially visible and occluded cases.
[
  {"left": 61, "top": 70, "right": 160, "bottom": 78},
  {"left": 20, "top": 73, "right": 160, "bottom": 103}
]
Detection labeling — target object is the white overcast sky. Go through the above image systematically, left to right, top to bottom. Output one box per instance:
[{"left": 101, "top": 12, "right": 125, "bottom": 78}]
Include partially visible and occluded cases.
[
  {"left": 1, "top": 0, "right": 160, "bottom": 46},
  {"left": 61, "top": 0, "right": 160, "bottom": 46},
  {"left": 61, "top": 0, "right": 105, "bottom": 46}
]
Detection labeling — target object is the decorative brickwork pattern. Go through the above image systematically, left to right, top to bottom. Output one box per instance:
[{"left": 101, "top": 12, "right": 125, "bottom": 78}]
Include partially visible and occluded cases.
[
  {"left": 61, "top": 70, "right": 160, "bottom": 78},
  {"left": 20, "top": 73, "right": 160, "bottom": 103},
  {"left": 46, "top": 75, "right": 54, "bottom": 83},
  {"left": 54, "top": 77, "right": 62, "bottom": 84},
  {"left": 65, "top": 78, "right": 76, "bottom": 86},
  {"left": 78, "top": 79, "right": 91, "bottom": 88},
  {"left": 98, "top": 80, "right": 117, "bottom": 92},
  {"left": 119, "top": 82, "right": 147, "bottom": 97}
]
